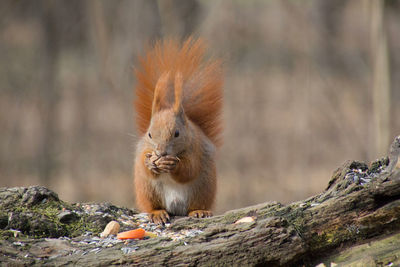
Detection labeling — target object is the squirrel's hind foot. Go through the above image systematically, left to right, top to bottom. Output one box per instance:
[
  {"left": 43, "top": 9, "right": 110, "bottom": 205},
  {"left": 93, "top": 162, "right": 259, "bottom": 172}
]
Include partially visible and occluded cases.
[
  {"left": 149, "top": 209, "right": 170, "bottom": 224},
  {"left": 189, "top": 210, "right": 213, "bottom": 218}
]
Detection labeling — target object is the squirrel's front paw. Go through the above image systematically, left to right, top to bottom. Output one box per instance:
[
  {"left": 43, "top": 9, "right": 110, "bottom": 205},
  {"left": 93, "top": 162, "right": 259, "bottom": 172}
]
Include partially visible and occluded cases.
[
  {"left": 145, "top": 153, "right": 162, "bottom": 174},
  {"left": 155, "top": 155, "right": 180, "bottom": 173}
]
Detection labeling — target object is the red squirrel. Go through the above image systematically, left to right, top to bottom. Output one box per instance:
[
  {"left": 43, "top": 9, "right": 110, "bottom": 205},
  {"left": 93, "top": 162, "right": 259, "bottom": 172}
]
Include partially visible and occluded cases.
[{"left": 133, "top": 37, "right": 223, "bottom": 224}]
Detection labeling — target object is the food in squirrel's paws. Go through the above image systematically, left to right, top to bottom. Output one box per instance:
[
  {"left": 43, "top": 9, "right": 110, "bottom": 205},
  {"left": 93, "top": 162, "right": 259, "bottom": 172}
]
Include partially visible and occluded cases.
[
  {"left": 150, "top": 153, "right": 160, "bottom": 164},
  {"left": 154, "top": 155, "right": 179, "bottom": 163}
]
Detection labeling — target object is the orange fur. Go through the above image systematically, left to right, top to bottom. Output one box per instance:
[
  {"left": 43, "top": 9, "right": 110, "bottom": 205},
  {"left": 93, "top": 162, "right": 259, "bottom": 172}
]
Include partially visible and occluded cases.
[
  {"left": 134, "top": 37, "right": 223, "bottom": 146},
  {"left": 134, "top": 37, "right": 221, "bottom": 223},
  {"left": 171, "top": 126, "right": 203, "bottom": 184}
]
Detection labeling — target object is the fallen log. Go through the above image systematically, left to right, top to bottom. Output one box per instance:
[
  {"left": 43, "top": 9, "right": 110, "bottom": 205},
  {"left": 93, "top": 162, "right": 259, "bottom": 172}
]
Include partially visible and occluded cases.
[{"left": 1, "top": 159, "right": 399, "bottom": 266}]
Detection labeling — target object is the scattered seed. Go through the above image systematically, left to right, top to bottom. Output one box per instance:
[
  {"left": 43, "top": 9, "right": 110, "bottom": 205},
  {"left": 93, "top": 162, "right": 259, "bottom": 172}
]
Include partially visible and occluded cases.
[
  {"left": 121, "top": 247, "right": 138, "bottom": 254},
  {"left": 89, "top": 248, "right": 101, "bottom": 254}
]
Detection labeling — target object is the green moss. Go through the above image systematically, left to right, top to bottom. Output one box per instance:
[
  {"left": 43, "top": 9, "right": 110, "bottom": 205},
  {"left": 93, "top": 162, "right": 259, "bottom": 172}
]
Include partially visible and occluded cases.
[
  {"left": 369, "top": 157, "right": 389, "bottom": 174},
  {"left": 4, "top": 199, "right": 104, "bottom": 239},
  {"left": 36, "top": 201, "right": 103, "bottom": 237},
  {"left": 257, "top": 204, "right": 284, "bottom": 218},
  {"left": 283, "top": 204, "right": 310, "bottom": 236},
  {"left": 222, "top": 211, "right": 247, "bottom": 224},
  {"left": 64, "top": 216, "right": 103, "bottom": 237},
  {"left": 289, "top": 217, "right": 306, "bottom": 237},
  {"left": 308, "top": 226, "right": 358, "bottom": 252},
  {"left": 0, "top": 230, "right": 17, "bottom": 239},
  {"left": 322, "top": 233, "right": 400, "bottom": 265}
]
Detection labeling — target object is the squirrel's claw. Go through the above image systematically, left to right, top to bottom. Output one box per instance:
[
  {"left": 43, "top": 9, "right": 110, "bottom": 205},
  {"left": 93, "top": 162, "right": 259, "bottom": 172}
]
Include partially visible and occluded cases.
[
  {"left": 144, "top": 153, "right": 163, "bottom": 175},
  {"left": 153, "top": 155, "right": 179, "bottom": 173},
  {"left": 149, "top": 210, "right": 170, "bottom": 224},
  {"left": 189, "top": 210, "right": 213, "bottom": 218}
]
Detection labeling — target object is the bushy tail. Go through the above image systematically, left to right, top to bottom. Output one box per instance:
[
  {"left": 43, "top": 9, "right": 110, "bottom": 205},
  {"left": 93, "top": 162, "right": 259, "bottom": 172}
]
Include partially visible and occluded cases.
[{"left": 134, "top": 37, "right": 223, "bottom": 146}]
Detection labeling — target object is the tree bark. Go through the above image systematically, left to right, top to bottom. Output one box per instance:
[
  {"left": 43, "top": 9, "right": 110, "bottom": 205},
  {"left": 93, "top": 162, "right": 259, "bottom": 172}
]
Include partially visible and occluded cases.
[{"left": 1, "top": 160, "right": 400, "bottom": 266}]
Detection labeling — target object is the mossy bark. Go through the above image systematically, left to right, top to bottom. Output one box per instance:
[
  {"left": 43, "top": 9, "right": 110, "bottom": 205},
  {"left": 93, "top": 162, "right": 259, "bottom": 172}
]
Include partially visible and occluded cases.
[{"left": 1, "top": 161, "right": 400, "bottom": 266}]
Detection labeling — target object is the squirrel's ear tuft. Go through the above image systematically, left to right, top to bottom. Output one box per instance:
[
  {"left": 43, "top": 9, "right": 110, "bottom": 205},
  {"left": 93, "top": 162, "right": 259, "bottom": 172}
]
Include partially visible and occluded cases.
[
  {"left": 173, "top": 71, "right": 183, "bottom": 114},
  {"left": 152, "top": 72, "right": 170, "bottom": 116}
]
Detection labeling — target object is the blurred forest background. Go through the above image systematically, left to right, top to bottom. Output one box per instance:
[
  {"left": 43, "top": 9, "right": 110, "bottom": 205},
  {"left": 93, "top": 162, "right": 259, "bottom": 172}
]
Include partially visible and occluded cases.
[{"left": 1, "top": 0, "right": 399, "bottom": 214}]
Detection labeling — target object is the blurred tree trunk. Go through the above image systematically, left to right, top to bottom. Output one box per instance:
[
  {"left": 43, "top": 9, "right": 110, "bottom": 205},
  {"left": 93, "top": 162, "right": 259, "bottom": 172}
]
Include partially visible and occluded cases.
[
  {"left": 87, "top": 0, "right": 111, "bottom": 89},
  {"left": 157, "top": 0, "right": 201, "bottom": 38},
  {"left": 317, "top": 0, "right": 346, "bottom": 71},
  {"left": 371, "top": 0, "right": 391, "bottom": 157},
  {"left": 37, "top": 1, "right": 61, "bottom": 185}
]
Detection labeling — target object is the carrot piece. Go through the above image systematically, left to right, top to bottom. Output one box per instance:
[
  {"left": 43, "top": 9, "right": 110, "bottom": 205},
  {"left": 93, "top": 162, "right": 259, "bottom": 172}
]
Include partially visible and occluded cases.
[{"left": 117, "top": 228, "right": 146, "bottom": 240}]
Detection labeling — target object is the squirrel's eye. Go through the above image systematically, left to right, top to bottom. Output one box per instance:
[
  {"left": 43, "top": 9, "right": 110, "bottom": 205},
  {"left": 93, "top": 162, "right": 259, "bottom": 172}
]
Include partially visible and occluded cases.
[
  {"left": 174, "top": 130, "right": 179, "bottom": 138},
  {"left": 148, "top": 132, "right": 152, "bottom": 139}
]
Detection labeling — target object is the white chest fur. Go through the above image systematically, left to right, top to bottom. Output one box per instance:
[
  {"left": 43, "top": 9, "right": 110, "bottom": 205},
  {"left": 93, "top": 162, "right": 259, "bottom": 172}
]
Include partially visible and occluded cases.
[{"left": 153, "top": 174, "right": 190, "bottom": 216}]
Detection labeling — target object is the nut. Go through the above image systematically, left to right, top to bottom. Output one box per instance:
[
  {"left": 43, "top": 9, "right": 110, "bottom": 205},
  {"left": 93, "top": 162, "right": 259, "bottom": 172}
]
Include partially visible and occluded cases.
[{"left": 100, "top": 221, "right": 120, "bottom": 238}]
